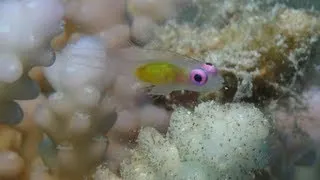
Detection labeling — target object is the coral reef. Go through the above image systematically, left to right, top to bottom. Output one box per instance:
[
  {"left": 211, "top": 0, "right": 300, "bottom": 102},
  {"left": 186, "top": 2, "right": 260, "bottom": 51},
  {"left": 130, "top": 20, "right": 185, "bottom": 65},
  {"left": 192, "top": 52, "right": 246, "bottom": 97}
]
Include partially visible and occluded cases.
[{"left": 0, "top": 0, "right": 319, "bottom": 180}]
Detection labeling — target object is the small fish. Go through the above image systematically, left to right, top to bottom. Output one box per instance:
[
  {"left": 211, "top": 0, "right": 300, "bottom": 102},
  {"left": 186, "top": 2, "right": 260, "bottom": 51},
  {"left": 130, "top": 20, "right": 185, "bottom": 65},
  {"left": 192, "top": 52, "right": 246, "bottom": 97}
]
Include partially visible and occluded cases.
[
  {"left": 67, "top": 45, "right": 224, "bottom": 95},
  {"left": 108, "top": 48, "right": 224, "bottom": 95}
]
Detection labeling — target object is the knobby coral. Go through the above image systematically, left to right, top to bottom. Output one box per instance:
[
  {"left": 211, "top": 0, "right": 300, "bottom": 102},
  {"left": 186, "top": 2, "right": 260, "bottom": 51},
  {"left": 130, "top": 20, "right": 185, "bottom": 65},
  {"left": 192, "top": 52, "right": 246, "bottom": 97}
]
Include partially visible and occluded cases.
[
  {"left": 0, "top": 0, "right": 64, "bottom": 124},
  {"left": 121, "top": 101, "right": 270, "bottom": 180}
]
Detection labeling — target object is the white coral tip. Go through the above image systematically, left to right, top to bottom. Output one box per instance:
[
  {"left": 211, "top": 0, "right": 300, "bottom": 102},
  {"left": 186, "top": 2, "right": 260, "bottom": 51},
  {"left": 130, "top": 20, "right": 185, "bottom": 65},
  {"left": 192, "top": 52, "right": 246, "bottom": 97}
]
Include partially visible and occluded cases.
[{"left": 0, "top": 54, "right": 22, "bottom": 83}]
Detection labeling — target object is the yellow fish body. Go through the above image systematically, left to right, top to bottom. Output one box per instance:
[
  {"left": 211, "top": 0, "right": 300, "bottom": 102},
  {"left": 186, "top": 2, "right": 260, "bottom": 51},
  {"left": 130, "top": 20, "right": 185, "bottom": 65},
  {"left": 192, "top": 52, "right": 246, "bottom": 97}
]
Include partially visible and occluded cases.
[
  {"left": 107, "top": 48, "right": 224, "bottom": 95},
  {"left": 135, "top": 61, "right": 187, "bottom": 85}
]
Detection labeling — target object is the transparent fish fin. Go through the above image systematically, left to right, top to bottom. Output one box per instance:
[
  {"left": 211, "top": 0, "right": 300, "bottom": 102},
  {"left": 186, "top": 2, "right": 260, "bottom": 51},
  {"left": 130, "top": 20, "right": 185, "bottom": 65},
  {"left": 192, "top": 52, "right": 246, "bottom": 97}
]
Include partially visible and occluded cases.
[
  {"left": 107, "top": 47, "right": 200, "bottom": 70},
  {"left": 107, "top": 47, "right": 196, "bottom": 63},
  {"left": 148, "top": 84, "right": 183, "bottom": 95},
  {"left": 149, "top": 85, "right": 172, "bottom": 95}
]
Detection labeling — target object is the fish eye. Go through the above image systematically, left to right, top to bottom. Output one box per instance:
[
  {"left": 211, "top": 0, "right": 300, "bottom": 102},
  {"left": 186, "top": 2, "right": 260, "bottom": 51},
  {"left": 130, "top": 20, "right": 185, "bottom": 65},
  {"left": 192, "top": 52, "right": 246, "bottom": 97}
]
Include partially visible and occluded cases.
[
  {"left": 201, "top": 63, "right": 218, "bottom": 76},
  {"left": 190, "top": 69, "right": 208, "bottom": 86}
]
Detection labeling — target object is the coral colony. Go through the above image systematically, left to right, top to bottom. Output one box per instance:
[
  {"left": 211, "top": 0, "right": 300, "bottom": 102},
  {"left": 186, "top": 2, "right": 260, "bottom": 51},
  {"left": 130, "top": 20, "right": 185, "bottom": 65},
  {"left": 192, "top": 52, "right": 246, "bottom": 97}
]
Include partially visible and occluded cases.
[{"left": 0, "top": 0, "right": 319, "bottom": 180}]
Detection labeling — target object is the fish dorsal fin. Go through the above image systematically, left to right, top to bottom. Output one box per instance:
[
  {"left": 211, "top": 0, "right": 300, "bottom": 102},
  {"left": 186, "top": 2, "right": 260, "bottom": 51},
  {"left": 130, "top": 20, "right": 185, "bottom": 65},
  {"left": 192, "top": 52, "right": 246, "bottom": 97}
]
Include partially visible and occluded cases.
[{"left": 107, "top": 47, "right": 202, "bottom": 70}]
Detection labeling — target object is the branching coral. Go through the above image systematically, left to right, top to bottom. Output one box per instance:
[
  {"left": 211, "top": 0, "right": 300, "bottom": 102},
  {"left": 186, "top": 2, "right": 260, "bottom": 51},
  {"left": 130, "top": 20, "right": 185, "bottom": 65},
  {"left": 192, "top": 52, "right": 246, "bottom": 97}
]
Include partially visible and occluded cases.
[
  {"left": 0, "top": 0, "right": 64, "bottom": 124},
  {"left": 52, "top": 0, "right": 191, "bottom": 50},
  {"left": 36, "top": 35, "right": 172, "bottom": 178},
  {"left": 36, "top": 36, "right": 118, "bottom": 178},
  {"left": 44, "top": 36, "right": 114, "bottom": 102},
  {"left": 121, "top": 101, "right": 270, "bottom": 180}
]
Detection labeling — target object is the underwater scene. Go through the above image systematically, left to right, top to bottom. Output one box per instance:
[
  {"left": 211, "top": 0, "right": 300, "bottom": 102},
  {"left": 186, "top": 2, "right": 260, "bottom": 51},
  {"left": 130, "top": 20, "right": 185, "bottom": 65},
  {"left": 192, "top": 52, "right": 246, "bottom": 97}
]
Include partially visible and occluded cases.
[{"left": 0, "top": 0, "right": 319, "bottom": 179}]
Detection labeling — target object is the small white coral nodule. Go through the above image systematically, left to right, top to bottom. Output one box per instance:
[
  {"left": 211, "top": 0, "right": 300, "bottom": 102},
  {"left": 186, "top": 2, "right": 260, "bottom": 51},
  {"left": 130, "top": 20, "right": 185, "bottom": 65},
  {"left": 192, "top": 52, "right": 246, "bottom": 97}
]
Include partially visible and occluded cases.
[{"left": 44, "top": 35, "right": 113, "bottom": 103}]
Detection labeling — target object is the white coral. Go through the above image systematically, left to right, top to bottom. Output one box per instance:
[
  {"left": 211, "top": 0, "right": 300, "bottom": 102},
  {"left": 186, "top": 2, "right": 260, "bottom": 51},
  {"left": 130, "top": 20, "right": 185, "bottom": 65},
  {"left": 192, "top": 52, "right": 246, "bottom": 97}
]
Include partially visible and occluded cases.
[
  {"left": 0, "top": 0, "right": 64, "bottom": 123},
  {"left": 38, "top": 35, "right": 122, "bottom": 176},
  {"left": 44, "top": 36, "right": 114, "bottom": 107},
  {"left": 121, "top": 101, "right": 270, "bottom": 180}
]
